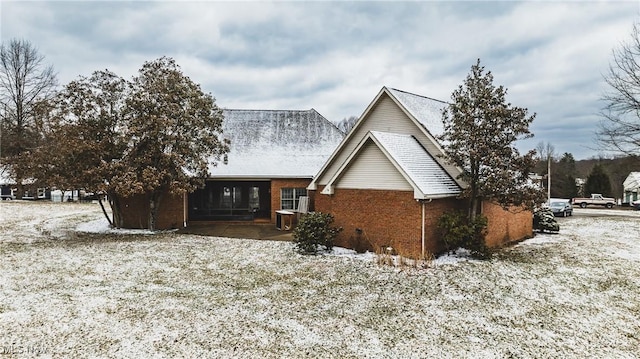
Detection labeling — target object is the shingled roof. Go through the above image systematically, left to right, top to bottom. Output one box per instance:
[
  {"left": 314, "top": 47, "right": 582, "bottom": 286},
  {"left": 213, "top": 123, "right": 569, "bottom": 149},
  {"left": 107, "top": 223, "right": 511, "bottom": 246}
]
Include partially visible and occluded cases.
[
  {"left": 387, "top": 87, "right": 448, "bottom": 139},
  {"left": 208, "top": 109, "right": 344, "bottom": 178},
  {"left": 369, "top": 131, "right": 461, "bottom": 198}
]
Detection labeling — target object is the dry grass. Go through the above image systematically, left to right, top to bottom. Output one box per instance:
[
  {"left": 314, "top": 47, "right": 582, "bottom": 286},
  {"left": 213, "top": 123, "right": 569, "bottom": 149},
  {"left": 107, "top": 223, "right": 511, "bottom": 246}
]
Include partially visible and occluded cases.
[{"left": 1, "top": 201, "right": 639, "bottom": 358}]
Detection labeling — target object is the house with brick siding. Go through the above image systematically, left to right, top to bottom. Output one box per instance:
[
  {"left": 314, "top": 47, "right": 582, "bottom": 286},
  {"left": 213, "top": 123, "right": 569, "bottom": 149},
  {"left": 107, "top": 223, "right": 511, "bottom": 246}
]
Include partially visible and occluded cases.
[
  {"left": 308, "top": 87, "right": 533, "bottom": 258},
  {"left": 119, "top": 108, "right": 344, "bottom": 229}
]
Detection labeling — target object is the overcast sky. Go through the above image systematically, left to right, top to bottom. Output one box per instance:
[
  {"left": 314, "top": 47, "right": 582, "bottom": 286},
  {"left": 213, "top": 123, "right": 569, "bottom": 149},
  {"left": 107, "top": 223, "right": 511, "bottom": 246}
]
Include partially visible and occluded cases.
[{"left": 2, "top": 1, "right": 638, "bottom": 160}]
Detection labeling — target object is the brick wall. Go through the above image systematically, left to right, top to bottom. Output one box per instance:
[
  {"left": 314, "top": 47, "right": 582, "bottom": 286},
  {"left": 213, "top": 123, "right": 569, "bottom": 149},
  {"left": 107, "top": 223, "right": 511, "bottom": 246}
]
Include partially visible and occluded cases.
[
  {"left": 270, "top": 179, "right": 313, "bottom": 223},
  {"left": 313, "top": 187, "right": 465, "bottom": 258},
  {"left": 313, "top": 187, "right": 531, "bottom": 257},
  {"left": 119, "top": 191, "right": 185, "bottom": 230},
  {"left": 483, "top": 201, "right": 533, "bottom": 247}
]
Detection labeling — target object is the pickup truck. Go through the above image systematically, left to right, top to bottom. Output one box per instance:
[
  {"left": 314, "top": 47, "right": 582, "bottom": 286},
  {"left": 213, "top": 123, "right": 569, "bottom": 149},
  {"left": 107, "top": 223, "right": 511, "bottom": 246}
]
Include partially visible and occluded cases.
[{"left": 571, "top": 194, "right": 616, "bottom": 209}]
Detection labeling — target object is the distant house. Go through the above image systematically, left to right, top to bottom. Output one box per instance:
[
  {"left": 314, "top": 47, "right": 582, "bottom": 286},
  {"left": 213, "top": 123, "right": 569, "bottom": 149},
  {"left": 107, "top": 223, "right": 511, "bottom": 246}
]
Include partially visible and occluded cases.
[
  {"left": 308, "top": 87, "right": 532, "bottom": 258},
  {"left": 119, "top": 108, "right": 344, "bottom": 229},
  {"left": 0, "top": 165, "right": 49, "bottom": 200},
  {"left": 0, "top": 166, "right": 15, "bottom": 200},
  {"left": 623, "top": 172, "right": 640, "bottom": 204}
]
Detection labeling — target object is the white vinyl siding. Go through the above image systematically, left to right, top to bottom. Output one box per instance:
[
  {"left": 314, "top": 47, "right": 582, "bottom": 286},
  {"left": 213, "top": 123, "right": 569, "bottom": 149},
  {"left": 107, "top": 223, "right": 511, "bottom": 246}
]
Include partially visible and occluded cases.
[
  {"left": 317, "top": 94, "right": 428, "bottom": 185},
  {"left": 336, "top": 140, "right": 412, "bottom": 191}
]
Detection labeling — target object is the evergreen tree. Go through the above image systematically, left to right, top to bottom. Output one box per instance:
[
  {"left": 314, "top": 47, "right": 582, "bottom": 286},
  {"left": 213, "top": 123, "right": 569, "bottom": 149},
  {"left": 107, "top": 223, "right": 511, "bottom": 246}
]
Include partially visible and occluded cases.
[
  {"left": 34, "top": 57, "right": 229, "bottom": 230},
  {"left": 115, "top": 57, "right": 229, "bottom": 230},
  {"left": 440, "top": 59, "right": 545, "bottom": 219},
  {"left": 32, "top": 70, "right": 128, "bottom": 225},
  {"left": 551, "top": 152, "right": 578, "bottom": 198},
  {"left": 585, "top": 164, "right": 613, "bottom": 197}
]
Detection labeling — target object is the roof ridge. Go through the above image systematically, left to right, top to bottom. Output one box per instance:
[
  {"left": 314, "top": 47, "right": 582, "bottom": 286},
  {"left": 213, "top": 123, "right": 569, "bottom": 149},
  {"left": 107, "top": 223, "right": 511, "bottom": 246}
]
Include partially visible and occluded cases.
[
  {"left": 387, "top": 87, "right": 449, "bottom": 105},
  {"left": 370, "top": 130, "right": 412, "bottom": 138}
]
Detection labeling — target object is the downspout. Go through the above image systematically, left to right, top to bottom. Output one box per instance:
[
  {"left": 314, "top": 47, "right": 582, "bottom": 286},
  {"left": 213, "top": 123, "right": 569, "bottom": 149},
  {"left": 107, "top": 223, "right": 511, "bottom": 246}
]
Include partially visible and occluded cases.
[{"left": 421, "top": 198, "right": 432, "bottom": 258}]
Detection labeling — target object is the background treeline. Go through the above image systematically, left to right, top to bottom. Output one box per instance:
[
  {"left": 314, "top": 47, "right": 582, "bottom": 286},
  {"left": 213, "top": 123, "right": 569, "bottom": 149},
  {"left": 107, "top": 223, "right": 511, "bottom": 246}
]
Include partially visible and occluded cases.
[{"left": 534, "top": 153, "right": 638, "bottom": 200}]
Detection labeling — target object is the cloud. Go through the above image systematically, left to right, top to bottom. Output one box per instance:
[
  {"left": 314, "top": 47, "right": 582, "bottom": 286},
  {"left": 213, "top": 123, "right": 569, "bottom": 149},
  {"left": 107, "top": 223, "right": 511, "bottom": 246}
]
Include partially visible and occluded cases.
[{"left": 1, "top": 0, "right": 638, "bottom": 159}]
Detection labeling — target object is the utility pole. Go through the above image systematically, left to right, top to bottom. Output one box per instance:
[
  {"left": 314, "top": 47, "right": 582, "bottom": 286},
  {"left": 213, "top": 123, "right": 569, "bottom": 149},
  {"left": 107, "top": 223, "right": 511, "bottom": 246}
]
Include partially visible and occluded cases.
[{"left": 547, "top": 153, "right": 551, "bottom": 202}]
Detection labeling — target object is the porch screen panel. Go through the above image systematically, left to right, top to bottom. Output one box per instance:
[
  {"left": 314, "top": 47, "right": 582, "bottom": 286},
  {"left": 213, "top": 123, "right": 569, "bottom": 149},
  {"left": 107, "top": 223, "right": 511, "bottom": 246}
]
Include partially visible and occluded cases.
[
  {"left": 220, "top": 187, "right": 232, "bottom": 209},
  {"left": 233, "top": 187, "right": 243, "bottom": 208},
  {"left": 249, "top": 187, "right": 260, "bottom": 210}
]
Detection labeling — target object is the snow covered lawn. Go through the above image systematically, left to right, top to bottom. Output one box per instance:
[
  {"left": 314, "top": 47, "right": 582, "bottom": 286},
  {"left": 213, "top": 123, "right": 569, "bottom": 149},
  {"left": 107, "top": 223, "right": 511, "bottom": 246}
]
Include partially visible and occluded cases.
[{"left": 1, "top": 201, "right": 639, "bottom": 358}]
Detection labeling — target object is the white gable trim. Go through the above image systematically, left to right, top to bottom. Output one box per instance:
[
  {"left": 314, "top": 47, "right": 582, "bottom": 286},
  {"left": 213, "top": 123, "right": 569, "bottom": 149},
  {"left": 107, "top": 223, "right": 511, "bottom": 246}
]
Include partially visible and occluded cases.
[
  {"left": 308, "top": 86, "right": 464, "bottom": 191},
  {"left": 308, "top": 87, "right": 388, "bottom": 191},
  {"left": 322, "top": 131, "right": 457, "bottom": 200},
  {"left": 322, "top": 132, "right": 422, "bottom": 197}
]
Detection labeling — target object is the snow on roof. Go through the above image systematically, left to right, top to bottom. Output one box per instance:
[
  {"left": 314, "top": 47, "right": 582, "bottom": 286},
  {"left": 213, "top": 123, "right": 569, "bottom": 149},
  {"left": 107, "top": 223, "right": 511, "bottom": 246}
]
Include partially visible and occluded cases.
[
  {"left": 387, "top": 87, "right": 448, "bottom": 138},
  {"left": 209, "top": 109, "right": 344, "bottom": 178},
  {"left": 370, "top": 131, "right": 461, "bottom": 198},
  {"left": 0, "top": 165, "right": 14, "bottom": 186},
  {"left": 624, "top": 172, "right": 640, "bottom": 190}
]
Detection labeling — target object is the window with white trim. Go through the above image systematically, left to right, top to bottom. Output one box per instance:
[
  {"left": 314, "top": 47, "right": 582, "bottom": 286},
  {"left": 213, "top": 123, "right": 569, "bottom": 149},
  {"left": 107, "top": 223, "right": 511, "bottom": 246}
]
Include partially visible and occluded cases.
[{"left": 280, "top": 188, "right": 307, "bottom": 210}]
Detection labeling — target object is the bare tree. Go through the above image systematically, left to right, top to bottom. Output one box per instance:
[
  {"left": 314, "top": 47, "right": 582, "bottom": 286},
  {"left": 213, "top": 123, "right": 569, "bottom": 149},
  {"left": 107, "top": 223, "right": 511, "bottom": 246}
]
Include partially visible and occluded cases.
[
  {"left": 598, "top": 23, "right": 640, "bottom": 156},
  {"left": 0, "top": 39, "right": 57, "bottom": 196},
  {"left": 335, "top": 115, "right": 358, "bottom": 133},
  {"left": 536, "top": 141, "right": 556, "bottom": 162}
]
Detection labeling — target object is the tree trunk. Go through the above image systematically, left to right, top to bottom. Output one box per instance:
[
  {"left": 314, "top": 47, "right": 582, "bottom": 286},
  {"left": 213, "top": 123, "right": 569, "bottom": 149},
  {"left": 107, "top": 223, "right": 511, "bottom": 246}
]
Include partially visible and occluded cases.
[
  {"left": 14, "top": 167, "right": 24, "bottom": 199},
  {"left": 468, "top": 180, "right": 481, "bottom": 220},
  {"left": 148, "top": 191, "right": 163, "bottom": 231},
  {"left": 109, "top": 192, "right": 124, "bottom": 228},
  {"left": 98, "top": 194, "right": 113, "bottom": 227},
  {"left": 470, "top": 197, "right": 478, "bottom": 219}
]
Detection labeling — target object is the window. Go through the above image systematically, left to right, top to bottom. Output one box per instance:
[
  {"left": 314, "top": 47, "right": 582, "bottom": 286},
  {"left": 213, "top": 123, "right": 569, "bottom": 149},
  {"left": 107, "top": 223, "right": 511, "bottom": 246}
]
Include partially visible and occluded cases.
[{"left": 281, "top": 188, "right": 307, "bottom": 210}]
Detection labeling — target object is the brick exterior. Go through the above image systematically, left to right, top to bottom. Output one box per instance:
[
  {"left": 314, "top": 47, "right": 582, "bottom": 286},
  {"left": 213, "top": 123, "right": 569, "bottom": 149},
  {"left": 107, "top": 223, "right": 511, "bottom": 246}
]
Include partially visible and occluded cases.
[
  {"left": 270, "top": 179, "right": 313, "bottom": 223},
  {"left": 313, "top": 186, "right": 465, "bottom": 258},
  {"left": 314, "top": 187, "right": 532, "bottom": 258},
  {"left": 119, "top": 191, "right": 185, "bottom": 230},
  {"left": 483, "top": 201, "right": 533, "bottom": 247}
]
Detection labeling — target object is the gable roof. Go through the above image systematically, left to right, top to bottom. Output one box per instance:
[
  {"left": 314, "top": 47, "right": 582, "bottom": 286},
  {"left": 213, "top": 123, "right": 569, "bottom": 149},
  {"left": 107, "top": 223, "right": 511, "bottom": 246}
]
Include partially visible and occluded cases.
[
  {"left": 309, "top": 86, "right": 463, "bottom": 190},
  {"left": 386, "top": 87, "right": 448, "bottom": 139},
  {"left": 208, "top": 109, "right": 344, "bottom": 178},
  {"left": 323, "top": 131, "right": 461, "bottom": 199}
]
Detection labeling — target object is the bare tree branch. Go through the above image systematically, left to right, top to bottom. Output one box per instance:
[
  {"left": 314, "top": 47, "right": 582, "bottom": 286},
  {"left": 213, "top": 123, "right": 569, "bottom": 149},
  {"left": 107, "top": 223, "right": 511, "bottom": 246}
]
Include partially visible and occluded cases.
[
  {"left": 598, "top": 23, "right": 640, "bottom": 156},
  {"left": 0, "top": 39, "right": 57, "bottom": 196}
]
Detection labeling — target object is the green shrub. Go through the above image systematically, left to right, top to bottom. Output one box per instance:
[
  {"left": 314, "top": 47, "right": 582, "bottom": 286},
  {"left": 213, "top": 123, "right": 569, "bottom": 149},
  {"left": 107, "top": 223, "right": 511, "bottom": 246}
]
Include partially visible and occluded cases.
[
  {"left": 533, "top": 207, "right": 560, "bottom": 232},
  {"left": 436, "top": 211, "right": 490, "bottom": 259},
  {"left": 293, "top": 212, "right": 343, "bottom": 255}
]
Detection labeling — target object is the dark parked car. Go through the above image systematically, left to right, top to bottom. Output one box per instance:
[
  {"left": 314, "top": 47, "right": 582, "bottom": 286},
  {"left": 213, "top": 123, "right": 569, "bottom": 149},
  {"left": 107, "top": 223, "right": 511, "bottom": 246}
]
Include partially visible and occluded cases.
[{"left": 548, "top": 200, "right": 573, "bottom": 217}]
